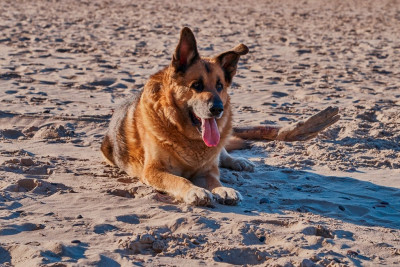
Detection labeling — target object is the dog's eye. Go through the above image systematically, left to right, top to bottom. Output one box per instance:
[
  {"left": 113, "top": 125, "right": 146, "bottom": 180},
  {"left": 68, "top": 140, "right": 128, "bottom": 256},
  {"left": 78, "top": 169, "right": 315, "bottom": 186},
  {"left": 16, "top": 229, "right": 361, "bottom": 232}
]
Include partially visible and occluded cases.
[
  {"left": 216, "top": 80, "right": 223, "bottom": 92},
  {"left": 191, "top": 81, "right": 203, "bottom": 92}
]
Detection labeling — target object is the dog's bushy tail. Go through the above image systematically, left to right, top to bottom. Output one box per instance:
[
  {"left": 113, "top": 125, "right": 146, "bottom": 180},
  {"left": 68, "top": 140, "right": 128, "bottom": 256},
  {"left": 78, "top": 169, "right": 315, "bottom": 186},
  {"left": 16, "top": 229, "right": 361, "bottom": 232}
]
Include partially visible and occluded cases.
[{"left": 101, "top": 135, "right": 116, "bottom": 166}]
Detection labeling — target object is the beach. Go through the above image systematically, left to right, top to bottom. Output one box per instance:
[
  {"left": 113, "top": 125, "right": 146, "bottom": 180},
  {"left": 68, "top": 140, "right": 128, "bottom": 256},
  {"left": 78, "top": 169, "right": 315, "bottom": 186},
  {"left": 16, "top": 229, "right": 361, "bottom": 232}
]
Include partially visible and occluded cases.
[{"left": 1, "top": 0, "right": 400, "bottom": 266}]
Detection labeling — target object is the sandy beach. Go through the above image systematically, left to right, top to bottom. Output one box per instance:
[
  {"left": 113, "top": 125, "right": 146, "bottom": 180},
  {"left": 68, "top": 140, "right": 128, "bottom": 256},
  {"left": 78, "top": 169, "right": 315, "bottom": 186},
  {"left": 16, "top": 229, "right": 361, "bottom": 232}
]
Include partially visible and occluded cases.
[{"left": 1, "top": 0, "right": 400, "bottom": 266}]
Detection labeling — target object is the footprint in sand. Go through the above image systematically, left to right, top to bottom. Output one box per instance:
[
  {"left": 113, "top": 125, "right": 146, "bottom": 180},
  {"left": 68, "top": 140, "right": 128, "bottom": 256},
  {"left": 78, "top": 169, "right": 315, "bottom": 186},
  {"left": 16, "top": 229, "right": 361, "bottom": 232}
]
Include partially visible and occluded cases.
[
  {"left": 33, "top": 124, "right": 73, "bottom": 140},
  {"left": 0, "top": 129, "right": 24, "bottom": 139},
  {"left": 2, "top": 157, "right": 55, "bottom": 176},
  {"left": 3, "top": 178, "right": 69, "bottom": 195},
  {"left": 107, "top": 185, "right": 155, "bottom": 199},
  {"left": 116, "top": 214, "right": 140, "bottom": 225},
  {"left": 168, "top": 216, "right": 220, "bottom": 233},
  {"left": 0, "top": 223, "right": 45, "bottom": 236},
  {"left": 93, "top": 224, "right": 119, "bottom": 234},
  {"left": 119, "top": 233, "right": 165, "bottom": 254},
  {"left": 40, "top": 242, "right": 86, "bottom": 262},
  {"left": 214, "top": 247, "right": 268, "bottom": 265}
]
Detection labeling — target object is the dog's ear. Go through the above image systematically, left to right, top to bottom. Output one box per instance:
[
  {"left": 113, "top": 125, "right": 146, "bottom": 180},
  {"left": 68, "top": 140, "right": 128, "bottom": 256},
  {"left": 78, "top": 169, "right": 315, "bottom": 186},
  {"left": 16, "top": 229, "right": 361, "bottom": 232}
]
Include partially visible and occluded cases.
[
  {"left": 172, "top": 27, "right": 200, "bottom": 73},
  {"left": 216, "top": 44, "right": 249, "bottom": 83}
]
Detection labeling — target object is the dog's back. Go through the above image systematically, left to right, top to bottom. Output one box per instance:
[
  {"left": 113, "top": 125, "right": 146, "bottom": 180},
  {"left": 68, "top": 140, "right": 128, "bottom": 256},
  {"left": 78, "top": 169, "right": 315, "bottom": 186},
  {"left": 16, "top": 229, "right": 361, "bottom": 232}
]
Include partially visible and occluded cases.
[{"left": 101, "top": 92, "right": 141, "bottom": 169}]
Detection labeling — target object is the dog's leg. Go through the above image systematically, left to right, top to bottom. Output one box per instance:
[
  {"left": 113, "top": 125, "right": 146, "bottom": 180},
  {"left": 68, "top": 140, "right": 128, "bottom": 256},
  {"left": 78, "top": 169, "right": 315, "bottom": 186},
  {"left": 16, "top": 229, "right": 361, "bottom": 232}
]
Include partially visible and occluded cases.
[
  {"left": 219, "top": 147, "right": 255, "bottom": 171},
  {"left": 143, "top": 164, "right": 212, "bottom": 206},
  {"left": 192, "top": 165, "right": 242, "bottom": 205}
]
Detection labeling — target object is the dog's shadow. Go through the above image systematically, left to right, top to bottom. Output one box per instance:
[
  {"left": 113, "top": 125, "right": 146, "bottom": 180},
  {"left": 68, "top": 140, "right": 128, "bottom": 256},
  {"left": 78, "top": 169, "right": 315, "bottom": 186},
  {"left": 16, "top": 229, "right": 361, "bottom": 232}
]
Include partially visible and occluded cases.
[
  {"left": 103, "top": 149, "right": 400, "bottom": 231},
  {"left": 216, "top": 163, "right": 400, "bottom": 230}
]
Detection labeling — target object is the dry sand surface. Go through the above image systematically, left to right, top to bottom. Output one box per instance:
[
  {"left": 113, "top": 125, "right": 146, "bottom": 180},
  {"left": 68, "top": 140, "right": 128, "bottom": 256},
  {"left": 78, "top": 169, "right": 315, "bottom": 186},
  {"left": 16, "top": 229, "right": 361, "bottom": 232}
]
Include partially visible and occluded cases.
[{"left": 1, "top": 0, "right": 400, "bottom": 266}]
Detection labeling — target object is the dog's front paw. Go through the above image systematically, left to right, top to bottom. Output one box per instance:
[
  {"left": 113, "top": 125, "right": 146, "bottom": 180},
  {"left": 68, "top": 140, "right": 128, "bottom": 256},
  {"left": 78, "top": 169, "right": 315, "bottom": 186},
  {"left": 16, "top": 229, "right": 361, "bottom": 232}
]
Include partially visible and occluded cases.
[
  {"left": 228, "top": 157, "right": 255, "bottom": 172},
  {"left": 184, "top": 187, "right": 212, "bottom": 206},
  {"left": 212, "top": 187, "right": 242, "bottom": 205}
]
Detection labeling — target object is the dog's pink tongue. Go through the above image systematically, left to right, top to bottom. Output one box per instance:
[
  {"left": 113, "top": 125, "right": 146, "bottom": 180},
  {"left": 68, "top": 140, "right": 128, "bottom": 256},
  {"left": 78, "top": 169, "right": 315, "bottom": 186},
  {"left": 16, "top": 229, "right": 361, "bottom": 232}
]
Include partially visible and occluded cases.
[{"left": 201, "top": 118, "right": 220, "bottom": 147}]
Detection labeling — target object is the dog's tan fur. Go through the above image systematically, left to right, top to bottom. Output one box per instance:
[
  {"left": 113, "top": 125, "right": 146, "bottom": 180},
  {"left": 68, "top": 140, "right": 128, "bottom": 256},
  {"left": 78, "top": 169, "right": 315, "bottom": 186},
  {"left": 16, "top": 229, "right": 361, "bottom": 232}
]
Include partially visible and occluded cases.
[{"left": 101, "top": 27, "right": 340, "bottom": 206}]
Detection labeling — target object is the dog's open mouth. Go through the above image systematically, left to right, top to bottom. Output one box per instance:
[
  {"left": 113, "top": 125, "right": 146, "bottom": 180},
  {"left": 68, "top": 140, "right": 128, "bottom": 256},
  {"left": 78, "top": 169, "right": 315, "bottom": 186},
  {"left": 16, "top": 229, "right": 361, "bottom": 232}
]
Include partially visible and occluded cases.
[
  {"left": 189, "top": 110, "right": 220, "bottom": 147},
  {"left": 189, "top": 110, "right": 201, "bottom": 127}
]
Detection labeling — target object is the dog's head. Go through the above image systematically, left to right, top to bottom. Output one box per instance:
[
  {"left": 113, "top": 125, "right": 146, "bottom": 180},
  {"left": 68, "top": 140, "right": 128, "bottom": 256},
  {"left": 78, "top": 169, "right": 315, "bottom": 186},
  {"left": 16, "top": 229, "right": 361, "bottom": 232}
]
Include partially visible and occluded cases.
[{"left": 167, "top": 27, "right": 248, "bottom": 147}]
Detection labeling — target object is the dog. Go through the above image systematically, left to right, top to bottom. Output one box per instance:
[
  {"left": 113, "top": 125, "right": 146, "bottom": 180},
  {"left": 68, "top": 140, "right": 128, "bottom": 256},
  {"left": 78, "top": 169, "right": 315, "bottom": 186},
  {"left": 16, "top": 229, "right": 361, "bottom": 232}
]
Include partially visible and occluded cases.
[{"left": 101, "top": 27, "right": 339, "bottom": 206}]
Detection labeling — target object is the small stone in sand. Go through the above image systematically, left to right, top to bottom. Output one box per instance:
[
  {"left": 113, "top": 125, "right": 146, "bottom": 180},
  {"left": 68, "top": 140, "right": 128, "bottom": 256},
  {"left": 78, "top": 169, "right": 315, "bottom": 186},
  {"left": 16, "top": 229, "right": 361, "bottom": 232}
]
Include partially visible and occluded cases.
[
  {"left": 33, "top": 125, "right": 70, "bottom": 139},
  {"left": 20, "top": 158, "right": 35, "bottom": 166},
  {"left": 316, "top": 225, "right": 334, "bottom": 238},
  {"left": 140, "top": 234, "right": 155, "bottom": 244},
  {"left": 152, "top": 240, "right": 164, "bottom": 253},
  {"left": 347, "top": 250, "right": 358, "bottom": 257},
  {"left": 300, "top": 259, "right": 315, "bottom": 267}
]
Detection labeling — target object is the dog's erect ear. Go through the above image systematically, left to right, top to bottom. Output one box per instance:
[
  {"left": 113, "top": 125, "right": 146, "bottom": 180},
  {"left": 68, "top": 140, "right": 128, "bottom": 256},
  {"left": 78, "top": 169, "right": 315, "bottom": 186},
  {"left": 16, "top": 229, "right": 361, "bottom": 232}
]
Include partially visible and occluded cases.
[
  {"left": 172, "top": 27, "right": 200, "bottom": 73},
  {"left": 216, "top": 44, "right": 249, "bottom": 83}
]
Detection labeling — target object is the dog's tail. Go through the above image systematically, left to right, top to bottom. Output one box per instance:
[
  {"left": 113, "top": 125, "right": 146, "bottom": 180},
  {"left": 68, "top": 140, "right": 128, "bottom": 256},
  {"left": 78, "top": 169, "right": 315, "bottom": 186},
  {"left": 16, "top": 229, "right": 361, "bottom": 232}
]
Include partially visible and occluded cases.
[
  {"left": 226, "top": 106, "right": 340, "bottom": 151},
  {"left": 224, "top": 135, "right": 249, "bottom": 152}
]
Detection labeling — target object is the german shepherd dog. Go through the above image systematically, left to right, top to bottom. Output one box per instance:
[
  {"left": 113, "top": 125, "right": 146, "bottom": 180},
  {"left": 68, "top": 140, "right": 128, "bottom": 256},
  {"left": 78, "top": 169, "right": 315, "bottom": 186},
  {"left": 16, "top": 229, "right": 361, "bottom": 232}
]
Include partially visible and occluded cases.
[{"left": 101, "top": 27, "right": 339, "bottom": 206}]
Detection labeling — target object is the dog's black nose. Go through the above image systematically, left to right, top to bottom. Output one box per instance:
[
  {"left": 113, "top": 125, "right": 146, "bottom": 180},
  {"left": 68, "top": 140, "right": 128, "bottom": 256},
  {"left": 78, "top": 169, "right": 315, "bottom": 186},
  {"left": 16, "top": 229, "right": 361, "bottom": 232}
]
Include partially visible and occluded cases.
[{"left": 209, "top": 102, "right": 224, "bottom": 117}]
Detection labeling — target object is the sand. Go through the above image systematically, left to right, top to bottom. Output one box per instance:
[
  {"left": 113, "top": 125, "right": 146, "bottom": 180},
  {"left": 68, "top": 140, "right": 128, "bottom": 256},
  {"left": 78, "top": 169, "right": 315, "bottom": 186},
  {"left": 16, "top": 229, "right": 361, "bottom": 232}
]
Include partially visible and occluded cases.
[{"left": 1, "top": 0, "right": 400, "bottom": 266}]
